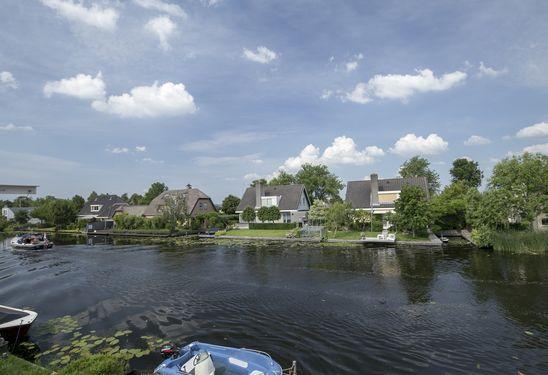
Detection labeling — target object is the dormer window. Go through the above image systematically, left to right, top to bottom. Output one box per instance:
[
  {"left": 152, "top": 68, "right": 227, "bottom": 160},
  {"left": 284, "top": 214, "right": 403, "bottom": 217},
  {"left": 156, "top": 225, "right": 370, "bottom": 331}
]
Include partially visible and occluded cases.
[
  {"left": 261, "top": 196, "right": 279, "bottom": 207},
  {"left": 90, "top": 205, "right": 101, "bottom": 212}
]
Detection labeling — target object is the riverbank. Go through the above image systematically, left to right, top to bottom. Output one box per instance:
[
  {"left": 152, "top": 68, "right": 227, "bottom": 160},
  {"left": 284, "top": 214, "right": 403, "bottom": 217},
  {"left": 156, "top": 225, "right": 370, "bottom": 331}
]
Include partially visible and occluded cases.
[{"left": 1, "top": 354, "right": 51, "bottom": 375}]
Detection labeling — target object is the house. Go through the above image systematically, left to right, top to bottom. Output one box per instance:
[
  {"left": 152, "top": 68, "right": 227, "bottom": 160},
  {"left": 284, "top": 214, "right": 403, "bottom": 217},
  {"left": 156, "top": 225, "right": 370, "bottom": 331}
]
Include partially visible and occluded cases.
[
  {"left": 345, "top": 173, "right": 429, "bottom": 215},
  {"left": 236, "top": 182, "right": 311, "bottom": 224},
  {"left": 142, "top": 185, "right": 216, "bottom": 218},
  {"left": 78, "top": 195, "right": 128, "bottom": 220},
  {"left": 116, "top": 205, "right": 148, "bottom": 217},
  {"left": 1, "top": 206, "right": 41, "bottom": 224}
]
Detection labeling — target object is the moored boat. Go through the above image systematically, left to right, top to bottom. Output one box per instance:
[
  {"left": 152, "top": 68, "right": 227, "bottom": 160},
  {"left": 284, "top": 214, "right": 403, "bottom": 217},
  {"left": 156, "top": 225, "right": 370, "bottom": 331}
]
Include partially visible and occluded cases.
[
  {"left": 10, "top": 233, "right": 53, "bottom": 250},
  {"left": 0, "top": 305, "right": 38, "bottom": 343},
  {"left": 154, "top": 341, "right": 297, "bottom": 375}
]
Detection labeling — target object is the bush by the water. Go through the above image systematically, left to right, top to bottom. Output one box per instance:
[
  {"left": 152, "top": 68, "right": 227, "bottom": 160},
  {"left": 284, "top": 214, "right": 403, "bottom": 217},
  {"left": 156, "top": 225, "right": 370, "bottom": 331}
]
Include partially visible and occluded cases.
[
  {"left": 249, "top": 222, "right": 297, "bottom": 230},
  {"left": 491, "top": 231, "right": 547, "bottom": 254},
  {"left": 57, "top": 354, "right": 125, "bottom": 375}
]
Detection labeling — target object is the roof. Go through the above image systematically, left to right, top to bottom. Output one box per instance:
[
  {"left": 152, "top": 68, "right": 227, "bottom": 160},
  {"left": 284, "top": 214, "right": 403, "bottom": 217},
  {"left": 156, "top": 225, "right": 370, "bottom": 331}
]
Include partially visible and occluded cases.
[
  {"left": 345, "top": 176, "right": 429, "bottom": 209},
  {"left": 236, "top": 184, "right": 308, "bottom": 211},
  {"left": 143, "top": 188, "right": 212, "bottom": 216},
  {"left": 78, "top": 195, "right": 127, "bottom": 218},
  {"left": 118, "top": 205, "right": 148, "bottom": 217},
  {"left": 3, "top": 206, "right": 35, "bottom": 213}
]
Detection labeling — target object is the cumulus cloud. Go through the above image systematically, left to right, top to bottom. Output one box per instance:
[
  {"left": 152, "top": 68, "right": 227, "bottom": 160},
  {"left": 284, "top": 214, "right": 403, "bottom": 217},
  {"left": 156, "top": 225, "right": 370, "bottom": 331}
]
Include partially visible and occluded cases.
[
  {"left": 39, "top": 0, "right": 118, "bottom": 30},
  {"left": 133, "top": 0, "right": 186, "bottom": 18},
  {"left": 201, "top": 0, "right": 223, "bottom": 6},
  {"left": 146, "top": 16, "right": 177, "bottom": 51},
  {"left": 242, "top": 46, "right": 277, "bottom": 64},
  {"left": 345, "top": 53, "right": 363, "bottom": 72},
  {"left": 478, "top": 62, "right": 508, "bottom": 78},
  {"left": 345, "top": 69, "right": 466, "bottom": 103},
  {"left": 0, "top": 71, "right": 17, "bottom": 89},
  {"left": 44, "top": 72, "right": 106, "bottom": 100},
  {"left": 92, "top": 81, "right": 196, "bottom": 118},
  {"left": 321, "top": 89, "right": 333, "bottom": 100},
  {"left": 516, "top": 122, "right": 548, "bottom": 138},
  {"left": 0, "top": 123, "right": 34, "bottom": 132},
  {"left": 390, "top": 133, "right": 449, "bottom": 156},
  {"left": 464, "top": 135, "right": 491, "bottom": 146},
  {"left": 278, "top": 136, "right": 384, "bottom": 172},
  {"left": 522, "top": 143, "right": 548, "bottom": 155},
  {"left": 135, "top": 146, "right": 147, "bottom": 152},
  {"left": 106, "top": 147, "right": 130, "bottom": 154},
  {"left": 141, "top": 157, "right": 164, "bottom": 164},
  {"left": 243, "top": 173, "right": 261, "bottom": 181}
]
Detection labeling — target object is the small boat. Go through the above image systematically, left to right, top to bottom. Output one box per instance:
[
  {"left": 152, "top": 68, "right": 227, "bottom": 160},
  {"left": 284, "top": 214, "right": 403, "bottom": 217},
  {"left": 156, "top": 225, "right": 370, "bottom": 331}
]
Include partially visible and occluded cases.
[
  {"left": 11, "top": 233, "right": 53, "bottom": 250},
  {"left": 440, "top": 235, "right": 449, "bottom": 244},
  {"left": 0, "top": 305, "right": 38, "bottom": 343},
  {"left": 154, "top": 341, "right": 297, "bottom": 375}
]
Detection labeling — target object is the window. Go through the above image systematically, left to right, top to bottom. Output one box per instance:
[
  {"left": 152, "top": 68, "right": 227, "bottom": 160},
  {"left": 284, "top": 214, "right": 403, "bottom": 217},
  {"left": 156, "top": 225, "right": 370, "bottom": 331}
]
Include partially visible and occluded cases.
[
  {"left": 261, "top": 196, "right": 278, "bottom": 207},
  {"left": 90, "top": 205, "right": 101, "bottom": 212},
  {"left": 282, "top": 212, "right": 291, "bottom": 223},
  {"left": 542, "top": 218, "right": 548, "bottom": 226}
]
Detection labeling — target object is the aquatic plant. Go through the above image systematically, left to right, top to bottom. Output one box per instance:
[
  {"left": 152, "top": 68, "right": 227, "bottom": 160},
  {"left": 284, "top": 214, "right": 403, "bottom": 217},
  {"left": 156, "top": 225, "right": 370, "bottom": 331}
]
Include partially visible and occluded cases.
[{"left": 490, "top": 230, "right": 548, "bottom": 254}]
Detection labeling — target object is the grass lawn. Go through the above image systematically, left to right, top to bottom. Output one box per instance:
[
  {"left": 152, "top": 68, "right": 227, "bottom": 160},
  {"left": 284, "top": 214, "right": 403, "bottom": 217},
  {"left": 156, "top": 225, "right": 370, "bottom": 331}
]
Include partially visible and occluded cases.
[
  {"left": 223, "top": 229, "right": 290, "bottom": 238},
  {"left": 327, "top": 231, "right": 379, "bottom": 240},
  {"left": 0, "top": 355, "right": 51, "bottom": 375}
]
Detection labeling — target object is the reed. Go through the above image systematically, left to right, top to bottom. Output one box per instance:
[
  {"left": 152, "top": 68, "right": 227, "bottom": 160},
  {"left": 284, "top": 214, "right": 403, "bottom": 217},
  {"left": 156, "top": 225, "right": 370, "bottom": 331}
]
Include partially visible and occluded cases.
[{"left": 491, "top": 231, "right": 548, "bottom": 254}]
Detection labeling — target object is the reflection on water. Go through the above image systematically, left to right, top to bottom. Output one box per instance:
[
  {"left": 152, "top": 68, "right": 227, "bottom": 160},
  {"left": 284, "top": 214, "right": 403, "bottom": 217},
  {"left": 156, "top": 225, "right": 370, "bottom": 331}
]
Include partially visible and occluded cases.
[{"left": 0, "top": 235, "right": 547, "bottom": 374}]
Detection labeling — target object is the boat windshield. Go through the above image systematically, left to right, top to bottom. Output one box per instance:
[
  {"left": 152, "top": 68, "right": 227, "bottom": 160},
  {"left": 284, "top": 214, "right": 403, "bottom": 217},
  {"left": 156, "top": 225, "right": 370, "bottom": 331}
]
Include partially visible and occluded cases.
[{"left": 0, "top": 312, "right": 27, "bottom": 324}]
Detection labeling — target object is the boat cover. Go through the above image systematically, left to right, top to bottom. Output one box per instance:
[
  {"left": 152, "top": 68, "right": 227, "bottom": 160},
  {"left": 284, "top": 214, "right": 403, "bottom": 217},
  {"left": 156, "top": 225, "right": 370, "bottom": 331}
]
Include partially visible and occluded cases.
[{"left": 154, "top": 342, "right": 283, "bottom": 375}]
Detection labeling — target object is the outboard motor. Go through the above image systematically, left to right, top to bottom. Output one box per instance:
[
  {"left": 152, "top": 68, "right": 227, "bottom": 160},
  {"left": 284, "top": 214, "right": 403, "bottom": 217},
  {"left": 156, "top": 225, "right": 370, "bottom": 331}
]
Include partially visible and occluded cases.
[{"left": 160, "top": 343, "right": 179, "bottom": 358}]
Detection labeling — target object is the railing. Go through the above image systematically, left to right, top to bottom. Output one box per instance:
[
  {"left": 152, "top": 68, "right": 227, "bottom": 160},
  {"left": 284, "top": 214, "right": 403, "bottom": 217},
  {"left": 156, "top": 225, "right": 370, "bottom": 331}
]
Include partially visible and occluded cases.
[{"left": 283, "top": 361, "right": 298, "bottom": 375}]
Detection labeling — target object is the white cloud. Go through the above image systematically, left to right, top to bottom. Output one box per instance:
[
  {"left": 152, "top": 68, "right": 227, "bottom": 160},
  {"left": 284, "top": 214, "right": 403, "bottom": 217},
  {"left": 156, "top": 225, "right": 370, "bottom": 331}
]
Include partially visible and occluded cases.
[
  {"left": 40, "top": 0, "right": 118, "bottom": 30},
  {"left": 133, "top": 0, "right": 186, "bottom": 18},
  {"left": 201, "top": 0, "right": 223, "bottom": 6},
  {"left": 146, "top": 16, "right": 177, "bottom": 51},
  {"left": 242, "top": 46, "right": 278, "bottom": 64},
  {"left": 345, "top": 53, "right": 363, "bottom": 72},
  {"left": 478, "top": 62, "right": 508, "bottom": 78},
  {"left": 346, "top": 68, "right": 466, "bottom": 103},
  {"left": 0, "top": 71, "right": 17, "bottom": 89},
  {"left": 44, "top": 72, "right": 106, "bottom": 100},
  {"left": 92, "top": 81, "right": 196, "bottom": 118},
  {"left": 321, "top": 89, "right": 333, "bottom": 100},
  {"left": 516, "top": 122, "right": 548, "bottom": 138},
  {"left": 0, "top": 123, "right": 33, "bottom": 132},
  {"left": 182, "top": 131, "right": 273, "bottom": 151},
  {"left": 390, "top": 133, "right": 449, "bottom": 156},
  {"left": 464, "top": 135, "right": 491, "bottom": 146},
  {"left": 279, "top": 136, "right": 384, "bottom": 172},
  {"left": 522, "top": 143, "right": 548, "bottom": 155},
  {"left": 135, "top": 146, "right": 147, "bottom": 152},
  {"left": 107, "top": 147, "right": 130, "bottom": 154},
  {"left": 195, "top": 154, "right": 263, "bottom": 166},
  {"left": 141, "top": 157, "right": 164, "bottom": 164},
  {"left": 243, "top": 173, "right": 261, "bottom": 181}
]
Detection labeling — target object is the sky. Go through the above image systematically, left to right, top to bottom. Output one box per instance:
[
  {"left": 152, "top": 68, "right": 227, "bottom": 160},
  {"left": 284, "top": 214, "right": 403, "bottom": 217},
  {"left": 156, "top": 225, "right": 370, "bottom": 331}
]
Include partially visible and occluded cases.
[{"left": 1, "top": 0, "right": 547, "bottom": 203}]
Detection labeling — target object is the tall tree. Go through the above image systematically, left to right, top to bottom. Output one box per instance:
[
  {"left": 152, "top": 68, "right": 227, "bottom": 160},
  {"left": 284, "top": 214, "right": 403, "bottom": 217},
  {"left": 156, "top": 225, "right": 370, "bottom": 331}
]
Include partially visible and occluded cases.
[
  {"left": 399, "top": 156, "right": 440, "bottom": 196},
  {"left": 450, "top": 158, "right": 483, "bottom": 188},
  {"left": 295, "top": 164, "right": 343, "bottom": 203},
  {"left": 268, "top": 171, "right": 296, "bottom": 186},
  {"left": 250, "top": 179, "right": 267, "bottom": 187},
  {"left": 430, "top": 181, "right": 469, "bottom": 230},
  {"left": 142, "top": 182, "right": 168, "bottom": 205},
  {"left": 393, "top": 185, "right": 431, "bottom": 237},
  {"left": 87, "top": 191, "right": 98, "bottom": 203},
  {"left": 120, "top": 193, "right": 129, "bottom": 203},
  {"left": 129, "top": 193, "right": 143, "bottom": 205},
  {"left": 161, "top": 193, "right": 188, "bottom": 232},
  {"left": 71, "top": 195, "right": 85, "bottom": 212},
  {"left": 221, "top": 195, "right": 241, "bottom": 215},
  {"left": 12, "top": 196, "right": 33, "bottom": 207},
  {"left": 50, "top": 200, "right": 77, "bottom": 228},
  {"left": 308, "top": 200, "right": 329, "bottom": 224},
  {"left": 326, "top": 202, "right": 350, "bottom": 236},
  {"left": 14, "top": 210, "right": 29, "bottom": 225}
]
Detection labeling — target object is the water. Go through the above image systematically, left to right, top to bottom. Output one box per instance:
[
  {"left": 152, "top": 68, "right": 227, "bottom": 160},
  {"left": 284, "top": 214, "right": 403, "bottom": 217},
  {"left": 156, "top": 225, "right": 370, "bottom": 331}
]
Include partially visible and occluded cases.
[{"left": 1, "top": 235, "right": 547, "bottom": 374}]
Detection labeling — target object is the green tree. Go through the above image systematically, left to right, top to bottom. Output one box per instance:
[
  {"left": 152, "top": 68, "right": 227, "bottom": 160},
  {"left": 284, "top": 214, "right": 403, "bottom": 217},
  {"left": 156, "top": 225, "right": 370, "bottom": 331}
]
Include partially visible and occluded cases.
[
  {"left": 399, "top": 156, "right": 440, "bottom": 196},
  {"left": 450, "top": 158, "right": 483, "bottom": 188},
  {"left": 295, "top": 164, "right": 343, "bottom": 203},
  {"left": 268, "top": 171, "right": 296, "bottom": 186},
  {"left": 250, "top": 179, "right": 267, "bottom": 187},
  {"left": 430, "top": 181, "right": 470, "bottom": 230},
  {"left": 142, "top": 182, "right": 168, "bottom": 205},
  {"left": 393, "top": 185, "right": 431, "bottom": 237},
  {"left": 87, "top": 191, "right": 98, "bottom": 202},
  {"left": 120, "top": 193, "right": 129, "bottom": 203},
  {"left": 129, "top": 193, "right": 143, "bottom": 205},
  {"left": 161, "top": 193, "right": 188, "bottom": 232},
  {"left": 71, "top": 195, "right": 85, "bottom": 212},
  {"left": 221, "top": 195, "right": 240, "bottom": 214},
  {"left": 12, "top": 196, "right": 34, "bottom": 207},
  {"left": 50, "top": 200, "right": 77, "bottom": 228},
  {"left": 307, "top": 200, "right": 329, "bottom": 224},
  {"left": 326, "top": 202, "right": 350, "bottom": 236},
  {"left": 241, "top": 206, "right": 256, "bottom": 224},
  {"left": 257, "top": 206, "right": 270, "bottom": 223},
  {"left": 267, "top": 206, "right": 281, "bottom": 223},
  {"left": 351, "top": 209, "right": 371, "bottom": 232},
  {"left": 14, "top": 210, "right": 29, "bottom": 225},
  {"left": 0, "top": 215, "right": 10, "bottom": 232}
]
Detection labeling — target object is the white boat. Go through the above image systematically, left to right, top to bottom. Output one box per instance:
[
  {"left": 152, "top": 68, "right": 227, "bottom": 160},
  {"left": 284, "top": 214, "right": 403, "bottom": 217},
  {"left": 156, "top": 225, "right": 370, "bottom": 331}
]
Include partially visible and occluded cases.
[
  {"left": 11, "top": 233, "right": 53, "bottom": 250},
  {"left": 0, "top": 305, "right": 38, "bottom": 342}
]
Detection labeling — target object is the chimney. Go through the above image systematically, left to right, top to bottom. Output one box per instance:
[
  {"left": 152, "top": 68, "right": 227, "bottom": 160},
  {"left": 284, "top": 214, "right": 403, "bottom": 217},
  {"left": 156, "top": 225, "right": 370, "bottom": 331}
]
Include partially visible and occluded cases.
[
  {"left": 370, "top": 173, "right": 379, "bottom": 207},
  {"left": 255, "top": 181, "right": 263, "bottom": 208},
  {"left": 186, "top": 183, "right": 192, "bottom": 189}
]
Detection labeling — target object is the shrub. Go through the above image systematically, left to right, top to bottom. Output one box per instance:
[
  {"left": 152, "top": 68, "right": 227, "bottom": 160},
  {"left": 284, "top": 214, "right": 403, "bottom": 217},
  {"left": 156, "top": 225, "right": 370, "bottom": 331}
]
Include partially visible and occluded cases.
[
  {"left": 249, "top": 223, "right": 297, "bottom": 230},
  {"left": 471, "top": 226, "right": 494, "bottom": 248},
  {"left": 57, "top": 355, "right": 125, "bottom": 375}
]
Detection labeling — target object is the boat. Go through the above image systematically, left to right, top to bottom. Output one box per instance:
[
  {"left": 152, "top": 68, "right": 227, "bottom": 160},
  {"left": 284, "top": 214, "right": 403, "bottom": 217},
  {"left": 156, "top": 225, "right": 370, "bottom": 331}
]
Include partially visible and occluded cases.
[
  {"left": 10, "top": 233, "right": 53, "bottom": 250},
  {"left": 0, "top": 305, "right": 38, "bottom": 343},
  {"left": 154, "top": 341, "right": 297, "bottom": 375}
]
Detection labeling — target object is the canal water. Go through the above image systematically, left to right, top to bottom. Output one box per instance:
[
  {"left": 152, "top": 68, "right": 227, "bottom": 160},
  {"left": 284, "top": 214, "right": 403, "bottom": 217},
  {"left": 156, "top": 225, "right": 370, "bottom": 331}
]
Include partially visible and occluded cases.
[{"left": 0, "top": 235, "right": 547, "bottom": 374}]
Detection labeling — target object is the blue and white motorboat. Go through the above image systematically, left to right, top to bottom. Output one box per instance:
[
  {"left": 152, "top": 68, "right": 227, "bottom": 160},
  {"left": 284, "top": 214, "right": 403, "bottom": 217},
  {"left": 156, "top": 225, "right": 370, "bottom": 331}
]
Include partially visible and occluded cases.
[
  {"left": 10, "top": 233, "right": 53, "bottom": 250},
  {"left": 154, "top": 341, "right": 296, "bottom": 375}
]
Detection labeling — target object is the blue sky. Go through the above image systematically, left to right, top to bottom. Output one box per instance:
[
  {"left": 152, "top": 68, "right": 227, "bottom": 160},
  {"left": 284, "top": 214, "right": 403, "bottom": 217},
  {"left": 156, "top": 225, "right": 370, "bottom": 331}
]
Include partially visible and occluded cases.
[{"left": 1, "top": 0, "right": 547, "bottom": 202}]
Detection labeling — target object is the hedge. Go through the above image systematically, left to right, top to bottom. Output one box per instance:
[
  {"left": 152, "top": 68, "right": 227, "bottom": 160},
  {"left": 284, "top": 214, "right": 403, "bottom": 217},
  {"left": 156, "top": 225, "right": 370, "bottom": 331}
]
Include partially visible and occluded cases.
[{"left": 249, "top": 223, "right": 297, "bottom": 230}]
